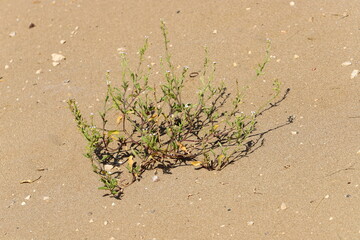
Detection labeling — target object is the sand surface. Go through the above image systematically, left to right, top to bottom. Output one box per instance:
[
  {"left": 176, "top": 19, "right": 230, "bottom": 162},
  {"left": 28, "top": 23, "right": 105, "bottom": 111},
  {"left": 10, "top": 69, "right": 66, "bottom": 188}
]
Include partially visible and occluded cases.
[{"left": 1, "top": 0, "right": 360, "bottom": 239}]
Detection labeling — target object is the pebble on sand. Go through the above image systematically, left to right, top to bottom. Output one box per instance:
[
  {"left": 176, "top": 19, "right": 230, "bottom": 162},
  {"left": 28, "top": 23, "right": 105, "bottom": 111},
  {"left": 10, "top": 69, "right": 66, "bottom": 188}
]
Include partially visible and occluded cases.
[
  {"left": 9, "top": 32, "right": 16, "bottom": 37},
  {"left": 60, "top": 40, "right": 66, "bottom": 44},
  {"left": 51, "top": 53, "right": 66, "bottom": 62},
  {"left": 341, "top": 61, "right": 352, "bottom": 66},
  {"left": 350, "top": 70, "right": 359, "bottom": 79},
  {"left": 152, "top": 175, "right": 159, "bottom": 182},
  {"left": 280, "top": 202, "right": 287, "bottom": 210},
  {"left": 247, "top": 221, "right": 254, "bottom": 226}
]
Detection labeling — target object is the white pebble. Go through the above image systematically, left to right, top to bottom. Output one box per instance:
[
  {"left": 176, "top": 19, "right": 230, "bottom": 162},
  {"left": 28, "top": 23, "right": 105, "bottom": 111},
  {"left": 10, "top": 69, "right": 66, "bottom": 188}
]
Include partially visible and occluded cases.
[
  {"left": 289, "top": 1, "right": 295, "bottom": 6},
  {"left": 213, "top": 30, "right": 217, "bottom": 34},
  {"left": 9, "top": 31, "right": 16, "bottom": 37},
  {"left": 60, "top": 40, "right": 66, "bottom": 44},
  {"left": 51, "top": 53, "right": 66, "bottom": 62},
  {"left": 294, "top": 54, "right": 299, "bottom": 59},
  {"left": 341, "top": 61, "right": 352, "bottom": 66},
  {"left": 52, "top": 62, "right": 60, "bottom": 67},
  {"left": 5, "top": 65, "right": 9, "bottom": 70},
  {"left": 35, "top": 69, "right": 42, "bottom": 74},
  {"left": 350, "top": 70, "right": 359, "bottom": 79},
  {"left": 291, "top": 131, "right": 298, "bottom": 135},
  {"left": 104, "top": 164, "right": 113, "bottom": 172},
  {"left": 152, "top": 175, "right": 159, "bottom": 182},
  {"left": 25, "top": 195, "right": 31, "bottom": 200},
  {"left": 324, "top": 195, "right": 330, "bottom": 199},
  {"left": 43, "top": 196, "right": 50, "bottom": 200},
  {"left": 21, "top": 202, "right": 26, "bottom": 206},
  {"left": 280, "top": 202, "right": 287, "bottom": 210},
  {"left": 104, "top": 220, "right": 108, "bottom": 225},
  {"left": 247, "top": 221, "right": 254, "bottom": 226}
]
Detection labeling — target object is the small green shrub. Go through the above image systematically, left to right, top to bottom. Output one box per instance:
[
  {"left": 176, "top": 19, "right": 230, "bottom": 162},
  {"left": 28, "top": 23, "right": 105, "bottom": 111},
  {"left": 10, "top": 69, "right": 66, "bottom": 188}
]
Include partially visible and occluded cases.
[{"left": 68, "top": 21, "right": 288, "bottom": 198}]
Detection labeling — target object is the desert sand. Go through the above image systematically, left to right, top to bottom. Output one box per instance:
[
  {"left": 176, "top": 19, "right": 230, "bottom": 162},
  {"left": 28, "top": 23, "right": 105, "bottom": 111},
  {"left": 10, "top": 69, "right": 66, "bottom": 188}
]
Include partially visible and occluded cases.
[{"left": 1, "top": 0, "right": 360, "bottom": 239}]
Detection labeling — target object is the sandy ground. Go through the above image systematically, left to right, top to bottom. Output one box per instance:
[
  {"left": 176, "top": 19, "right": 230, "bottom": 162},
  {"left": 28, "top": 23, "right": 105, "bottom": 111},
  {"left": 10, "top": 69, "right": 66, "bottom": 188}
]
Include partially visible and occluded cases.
[{"left": 1, "top": 0, "right": 360, "bottom": 239}]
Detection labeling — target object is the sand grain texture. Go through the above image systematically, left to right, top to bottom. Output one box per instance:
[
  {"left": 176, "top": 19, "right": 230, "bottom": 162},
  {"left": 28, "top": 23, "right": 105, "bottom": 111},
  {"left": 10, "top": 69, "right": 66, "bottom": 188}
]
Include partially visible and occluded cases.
[{"left": 1, "top": 0, "right": 360, "bottom": 239}]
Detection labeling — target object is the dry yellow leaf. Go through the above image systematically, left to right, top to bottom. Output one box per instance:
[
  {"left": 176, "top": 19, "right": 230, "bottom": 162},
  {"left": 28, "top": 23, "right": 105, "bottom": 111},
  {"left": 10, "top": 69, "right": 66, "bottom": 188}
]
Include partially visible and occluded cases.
[
  {"left": 147, "top": 113, "right": 158, "bottom": 122},
  {"left": 116, "top": 115, "right": 123, "bottom": 125},
  {"left": 212, "top": 125, "right": 219, "bottom": 131},
  {"left": 108, "top": 130, "right": 120, "bottom": 136},
  {"left": 176, "top": 141, "right": 189, "bottom": 153},
  {"left": 127, "top": 155, "right": 134, "bottom": 168},
  {"left": 190, "top": 161, "right": 202, "bottom": 167}
]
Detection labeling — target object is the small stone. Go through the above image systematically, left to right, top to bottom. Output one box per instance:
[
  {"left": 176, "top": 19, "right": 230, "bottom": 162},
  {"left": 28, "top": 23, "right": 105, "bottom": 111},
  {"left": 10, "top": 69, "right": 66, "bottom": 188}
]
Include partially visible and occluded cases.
[
  {"left": 289, "top": 1, "right": 295, "bottom": 6},
  {"left": 246, "top": 7, "right": 251, "bottom": 11},
  {"left": 29, "top": 23, "right": 36, "bottom": 29},
  {"left": 213, "top": 30, "right": 217, "bottom": 34},
  {"left": 9, "top": 32, "right": 16, "bottom": 37},
  {"left": 60, "top": 40, "right": 66, "bottom": 44},
  {"left": 117, "top": 47, "right": 126, "bottom": 53},
  {"left": 51, "top": 53, "right": 66, "bottom": 62},
  {"left": 294, "top": 54, "right": 299, "bottom": 59},
  {"left": 341, "top": 61, "right": 352, "bottom": 66},
  {"left": 52, "top": 62, "right": 60, "bottom": 66},
  {"left": 233, "top": 62, "right": 238, "bottom": 67},
  {"left": 5, "top": 65, "right": 9, "bottom": 70},
  {"left": 35, "top": 69, "right": 42, "bottom": 74},
  {"left": 350, "top": 70, "right": 359, "bottom": 79},
  {"left": 291, "top": 131, "right": 298, "bottom": 135},
  {"left": 357, "top": 150, "right": 360, "bottom": 154},
  {"left": 104, "top": 164, "right": 113, "bottom": 172},
  {"left": 152, "top": 175, "right": 159, "bottom": 182},
  {"left": 345, "top": 194, "right": 351, "bottom": 198},
  {"left": 25, "top": 195, "right": 31, "bottom": 200},
  {"left": 324, "top": 195, "right": 330, "bottom": 199},
  {"left": 43, "top": 196, "right": 50, "bottom": 200},
  {"left": 21, "top": 202, "right": 26, "bottom": 206},
  {"left": 111, "top": 202, "right": 116, "bottom": 206},
  {"left": 280, "top": 202, "right": 287, "bottom": 210},
  {"left": 329, "top": 217, "right": 333, "bottom": 220},
  {"left": 89, "top": 219, "right": 94, "bottom": 223},
  {"left": 104, "top": 220, "right": 108, "bottom": 225},
  {"left": 247, "top": 221, "right": 254, "bottom": 226},
  {"left": 220, "top": 225, "right": 225, "bottom": 228}
]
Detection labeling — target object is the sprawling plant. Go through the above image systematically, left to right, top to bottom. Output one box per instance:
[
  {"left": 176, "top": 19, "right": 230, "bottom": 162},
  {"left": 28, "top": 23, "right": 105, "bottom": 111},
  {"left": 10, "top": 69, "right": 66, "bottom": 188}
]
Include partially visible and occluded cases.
[{"left": 68, "top": 21, "right": 288, "bottom": 198}]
